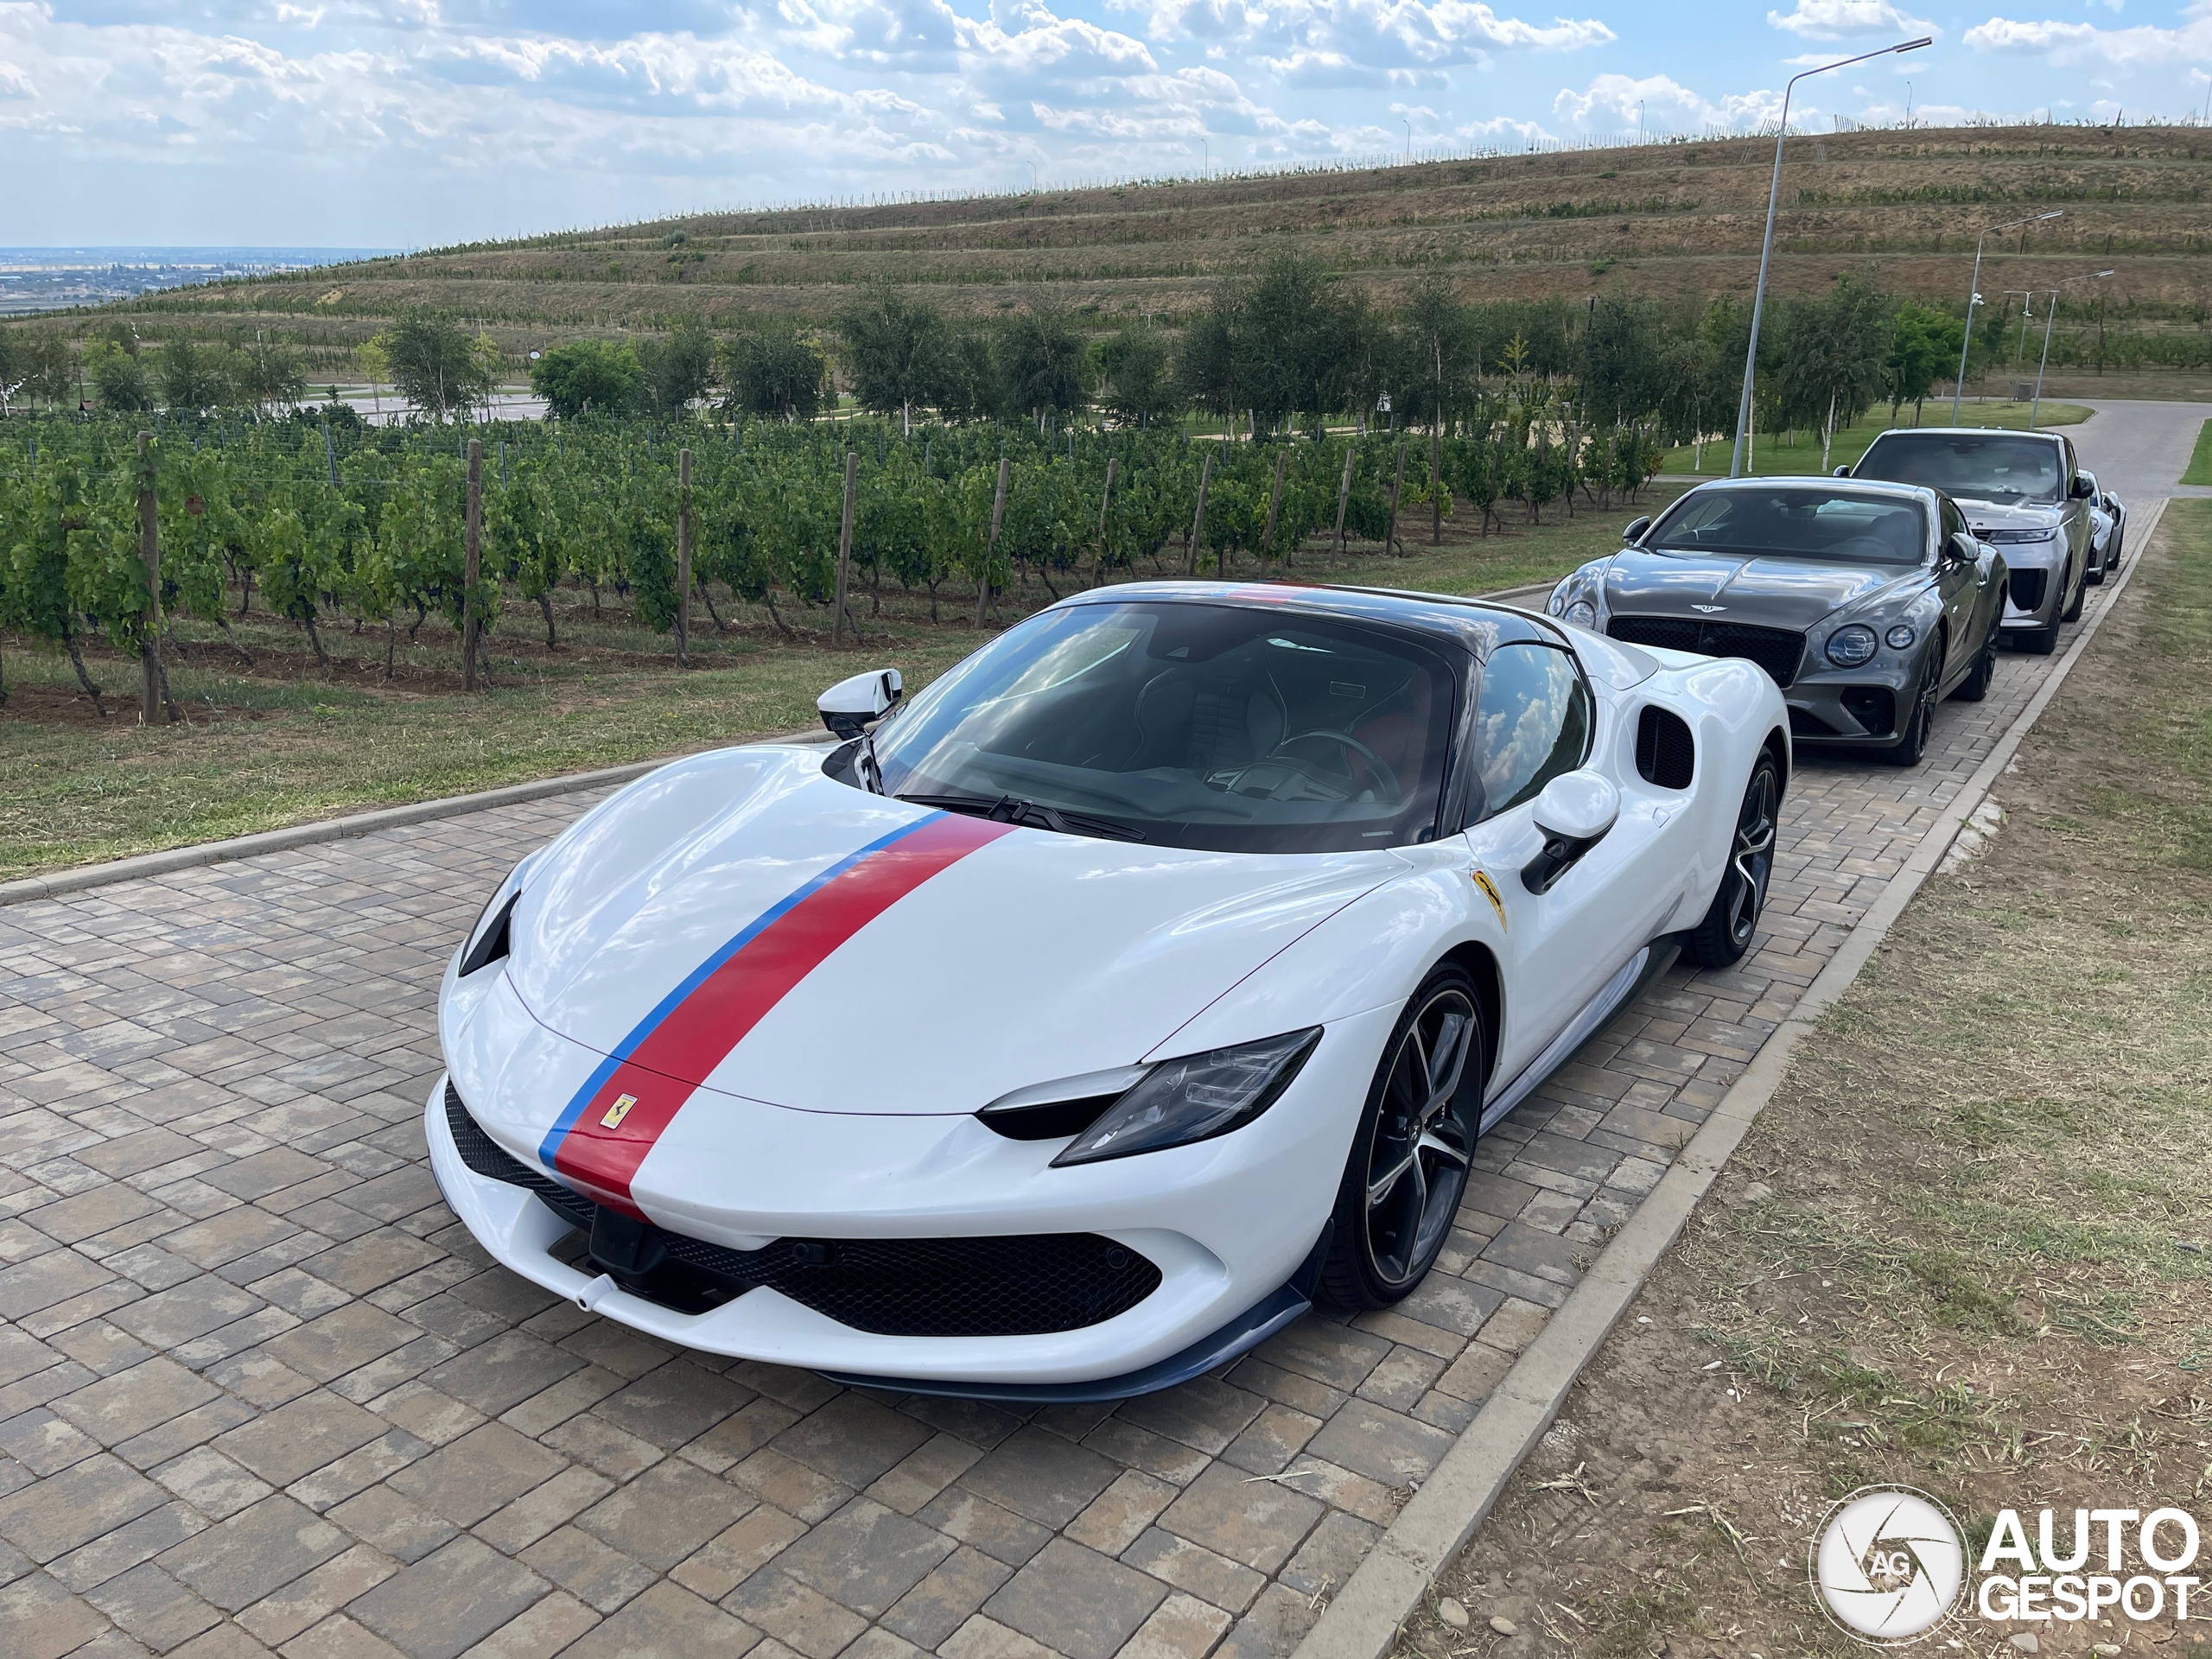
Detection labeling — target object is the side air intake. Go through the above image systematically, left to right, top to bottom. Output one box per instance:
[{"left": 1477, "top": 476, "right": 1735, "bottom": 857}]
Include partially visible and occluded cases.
[{"left": 1635, "top": 706, "right": 1695, "bottom": 790}]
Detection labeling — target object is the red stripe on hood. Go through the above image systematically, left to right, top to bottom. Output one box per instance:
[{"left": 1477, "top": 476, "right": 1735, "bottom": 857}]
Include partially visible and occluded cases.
[{"left": 551, "top": 813, "right": 1013, "bottom": 1217}]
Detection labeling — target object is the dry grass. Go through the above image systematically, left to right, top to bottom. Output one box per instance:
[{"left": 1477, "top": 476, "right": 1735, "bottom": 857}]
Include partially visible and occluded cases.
[{"left": 1391, "top": 502, "right": 2212, "bottom": 1654}]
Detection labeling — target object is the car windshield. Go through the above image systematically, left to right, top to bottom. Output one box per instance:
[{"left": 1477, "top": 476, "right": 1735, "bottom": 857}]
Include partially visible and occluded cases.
[
  {"left": 1853, "top": 432, "right": 2066, "bottom": 504},
  {"left": 1646, "top": 486, "right": 1928, "bottom": 566},
  {"left": 868, "top": 601, "right": 1460, "bottom": 853}
]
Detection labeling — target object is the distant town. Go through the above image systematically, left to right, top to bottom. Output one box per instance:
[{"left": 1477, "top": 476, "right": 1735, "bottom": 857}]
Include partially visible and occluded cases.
[{"left": 0, "top": 246, "right": 400, "bottom": 315}]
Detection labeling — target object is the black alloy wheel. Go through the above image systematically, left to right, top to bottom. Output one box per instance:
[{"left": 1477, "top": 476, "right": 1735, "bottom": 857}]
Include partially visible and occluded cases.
[
  {"left": 2062, "top": 555, "right": 2088, "bottom": 622},
  {"left": 1953, "top": 624, "right": 1998, "bottom": 703},
  {"left": 1876, "top": 653, "right": 1939, "bottom": 767},
  {"left": 1684, "top": 753, "right": 1781, "bottom": 968},
  {"left": 1320, "top": 968, "right": 1484, "bottom": 1309}
]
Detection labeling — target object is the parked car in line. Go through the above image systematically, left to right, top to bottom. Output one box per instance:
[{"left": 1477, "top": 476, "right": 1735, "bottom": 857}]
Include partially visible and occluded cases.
[
  {"left": 1847, "top": 427, "right": 2095, "bottom": 654},
  {"left": 2084, "top": 473, "right": 2126, "bottom": 584},
  {"left": 1545, "top": 477, "right": 2005, "bottom": 766},
  {"left": 429, "top": 582, "right": 1786, "bottom": 1400}
]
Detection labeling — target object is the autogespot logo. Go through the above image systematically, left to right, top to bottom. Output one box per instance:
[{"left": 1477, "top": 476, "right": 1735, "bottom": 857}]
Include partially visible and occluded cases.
[{"left": 1810, "top": 1486, "right": 1968, "bottom": 1644}]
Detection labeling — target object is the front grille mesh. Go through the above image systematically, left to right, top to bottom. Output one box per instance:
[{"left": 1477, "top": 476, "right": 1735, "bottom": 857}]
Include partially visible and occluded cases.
[
  {"left": 1608, "top": 616, "right": 1807, "bottom": 688},
  {"left": 442, "top": 1082, "right": 1160, "bottom": 1337}
]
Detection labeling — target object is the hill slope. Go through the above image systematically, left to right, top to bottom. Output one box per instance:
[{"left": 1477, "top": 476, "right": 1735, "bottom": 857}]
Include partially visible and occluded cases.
[{"left": 75, "top": 123, "right": 2212, "bottom": 353}]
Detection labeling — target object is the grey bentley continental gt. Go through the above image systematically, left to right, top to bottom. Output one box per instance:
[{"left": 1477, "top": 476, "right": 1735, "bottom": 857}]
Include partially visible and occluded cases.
[{"left": 1546, "top": 478, "right": 2005, "bottom": 766}]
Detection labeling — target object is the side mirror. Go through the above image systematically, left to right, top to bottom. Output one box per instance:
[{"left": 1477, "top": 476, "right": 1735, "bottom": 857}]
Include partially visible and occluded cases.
[
  {"left": 1834, "top": 465, "right": 1852, "bottom": 478},
  {"left": 2078, "top": 470, "right": 2098, "bottom": 493},
  {"left": 2069, "top": 476, "right": 2096, "bottom": 499},
  {"left": 1622, "top": 516, "right": 1651, "bottom": 544},
  {"left": 1947, "top": 532, "right": 1979, "bottom": 566},
  {"left": 817, "top": 668, "right": 903, "bottom": 741},
  {"left": 1522, "top": 770, "right": 1620, "bottom": 894}
]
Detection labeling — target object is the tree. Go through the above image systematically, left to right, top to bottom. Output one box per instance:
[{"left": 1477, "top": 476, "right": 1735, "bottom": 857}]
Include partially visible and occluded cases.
[
  {"left": 1242, "top": 251, "right": 1362, "bottom": 431},
  {"left": 1400, "top": 267, "right": 1472, "bottom": 429},
  {"left": 1177, "top": 273, "right": 1247, "bottom": 427},
  {"left": 839, "top": 289, "right": 958, "bottom": 429},
  {"left": 994, "top": 302, "right": 1085, "bottom": 423},
  {"left": 1886, "top": 302, "right": 1961, "bottom": 424},
  {"left": 386, "top": 310, "right": 492, "bottom": 421},
  {"left": 638, "top": 319, "right": 715, "bottom": 418},
  {"left": 1096, "top": 323, "right": 1179, "bottom": 428},
  {"left": 719, "top": 324, "right": 827, "bottom": 421},
  {"left": 229, "top": 334, "right": 306, "bottom": 412},
  {"left": 469, "top": 334, "right": 505, "bottom": 416},
  {"left": 357, "top": 336, "right": 391, "bottom": 421},
  {"left": 157, "top": 338, "right": 229, "bottom": 411},
  {"left": 530, "top": 339, "right": 642, "bottom": 420},
  {"left": 86, "top": 340, "right": 155, "bottom": 412}
]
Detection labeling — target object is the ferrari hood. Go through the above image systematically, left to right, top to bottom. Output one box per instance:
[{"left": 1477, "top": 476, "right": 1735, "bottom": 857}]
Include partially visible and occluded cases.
[
  {"left": 1603, "top": 549, "right": 1916, "bottom": 631},
  {"left": 496, "top": 746, "right": 1403, "bottom": 1119}
]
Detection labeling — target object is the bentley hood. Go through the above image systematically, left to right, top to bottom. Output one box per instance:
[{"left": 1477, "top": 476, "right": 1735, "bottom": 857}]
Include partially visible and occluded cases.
[
  {"left": 1602, "top": 548, "right": 1917, "bottom": 630},
  {"left": 486, "top": 746, "right": 1403, "bottom": 1120}
]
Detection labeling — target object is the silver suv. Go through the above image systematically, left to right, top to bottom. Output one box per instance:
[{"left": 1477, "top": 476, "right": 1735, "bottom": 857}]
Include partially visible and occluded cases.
[{"left": 1848, "top": 428, "right": 2093, "bottom": 654}]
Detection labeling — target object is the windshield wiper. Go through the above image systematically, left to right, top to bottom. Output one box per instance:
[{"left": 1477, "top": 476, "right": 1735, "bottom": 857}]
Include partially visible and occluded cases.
[{"left": 896, "top": 792, "right": 1147, "bottom": 843}]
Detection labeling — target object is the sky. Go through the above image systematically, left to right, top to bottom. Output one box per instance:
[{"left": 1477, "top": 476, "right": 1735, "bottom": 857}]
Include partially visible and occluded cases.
[{"left": 3, "top": 0, "right": 2210, "bottom": 247}]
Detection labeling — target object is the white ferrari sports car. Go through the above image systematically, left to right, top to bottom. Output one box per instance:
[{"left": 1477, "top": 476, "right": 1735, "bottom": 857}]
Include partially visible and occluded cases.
[{"left": 429, "top": 582, "right": 1788, "bottom": 1400}]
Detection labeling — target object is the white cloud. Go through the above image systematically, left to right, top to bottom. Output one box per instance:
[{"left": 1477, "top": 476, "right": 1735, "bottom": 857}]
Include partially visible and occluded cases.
[
  {"left": 1766, "top": 0, "right": 1932, "bottom": 41},
  {"left": 1961, "top": 12, "right": 2212, "bottom": 66},
  {"left": 1553, "top": 70, "right": 1781, "bottom": 133}
]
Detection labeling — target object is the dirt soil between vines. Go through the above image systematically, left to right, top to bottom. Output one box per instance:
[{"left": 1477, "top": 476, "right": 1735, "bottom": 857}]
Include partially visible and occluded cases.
[{"left": 1388, "top": 505, "right": 2212, "bottom": 1656}]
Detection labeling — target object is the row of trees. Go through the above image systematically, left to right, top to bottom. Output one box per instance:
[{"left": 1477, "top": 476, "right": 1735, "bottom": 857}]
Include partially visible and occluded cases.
[{"left": 0, "top": 402, "right": 1667, "bottom": 705}]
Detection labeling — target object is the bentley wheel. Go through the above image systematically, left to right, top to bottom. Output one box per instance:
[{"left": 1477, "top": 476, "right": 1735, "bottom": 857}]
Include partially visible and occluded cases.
[
  {"left": 1953, "top": 626, "right": 1997, "bottom": 703},
  {"left": 1877, "top": 656, "right": 1938, "bottom": 767},
  {"left": 1683, "top": 754, "right": 1780, "bottom": 969},
  {"left": 1319, "top": 968, "right": 1484, "bottom": 1310}
]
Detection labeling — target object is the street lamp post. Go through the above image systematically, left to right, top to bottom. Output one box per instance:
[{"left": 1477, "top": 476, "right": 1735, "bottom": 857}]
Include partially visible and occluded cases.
[
  {"left": 1729, "top": 35, "right": 1929, "bottom": 479},
  {"left": 1949, "top": 210, "right": 2064, "bottom": 422},
  {"left": 2031, "top": 270, "right": 2115, "bottom": 428}
]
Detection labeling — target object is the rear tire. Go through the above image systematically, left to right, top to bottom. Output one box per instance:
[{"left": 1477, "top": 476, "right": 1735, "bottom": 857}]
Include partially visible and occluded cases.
[
  {"left": 2024, "top": 617, "right": 2060, "bottom": 656},
  {"left": 1951, "top": 626, "right": 1997, "bottom": 703},
  {"left": 1682, "top": 754, "right": 1780, "bottom": 969},
  {"left": 1319, "top": 968, "right": 1484, "bottom": 1311}
]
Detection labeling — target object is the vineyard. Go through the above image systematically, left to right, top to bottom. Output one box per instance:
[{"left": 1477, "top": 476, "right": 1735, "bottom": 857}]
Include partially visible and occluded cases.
[{"left": 0, "top": 400, "right": 1669, "bottom": 716}]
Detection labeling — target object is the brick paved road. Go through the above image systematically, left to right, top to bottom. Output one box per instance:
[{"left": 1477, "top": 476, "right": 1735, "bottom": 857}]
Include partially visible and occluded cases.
[{"left": 0, "top": 575, "right": 2123, "bottom": 1659}]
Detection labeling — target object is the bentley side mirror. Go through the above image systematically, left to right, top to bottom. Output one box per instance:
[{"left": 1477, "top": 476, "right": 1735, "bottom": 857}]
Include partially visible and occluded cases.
[
  {"left": 1622, "top": 516, "right": 1651, "bottom": 544},
  {"left": 1947, "top": 533, "right": 1979, "bottom": 566},
  {"left": 817, "top": 668, "right": 903, "bottom": 741},
  {"left": 1522, "top": 770, "right": 1621, "bottom": 894}
]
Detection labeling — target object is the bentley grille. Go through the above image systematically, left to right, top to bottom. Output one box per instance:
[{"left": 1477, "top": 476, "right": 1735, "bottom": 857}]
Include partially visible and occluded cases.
[
  {"left": 1605, "top": 616, "right": 1807, "bottom": 688},
  {"left": 444, "top": 1083, "right": 1162, "bottom": 1337}
]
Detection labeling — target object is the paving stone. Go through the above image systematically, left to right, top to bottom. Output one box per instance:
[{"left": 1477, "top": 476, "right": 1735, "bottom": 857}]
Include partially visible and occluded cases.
[
  {"left": 110, "top": 1281, "right": 265, "bottom": 1351},
  {"left": 260, "top": 1307, "right": 421, "bottom": 1387},
  {"left": 418, "top": 1337, "right": 584, "bottom": 1420},
  {"left": 591, "top": 1361, "right": 749, "bottom": 1451},
  {"left": 769, "top": 1392, "right": 932, "bottom": 1490},
  {"left": 215, "top": 1395, "right": 389, "bottom": 1489},
  {"left": 1302, "top": 1401, "right": 1456, "bottom": 1489},
  {"left": 0, "top": 1408, "right": 101, "bottom": 1477},
  {"left": 538, "top": 1411, "right": 662, "bottom": 1484},
  {"left": 385, "top": 1425, "right": 564, "bottom": 1530},
  {"left": 958, "top": 1427, "right": 1122, "bottom": 1530},
  {"left": 865, "top": 1433, "right": 985, "bottom": 1516},
  {"left": 154, "top": 1449, "right": 276, "bottom": 1522},
  {"left": 0, "top": 1452, "right": 167, "bottom": 1563},
  {"left": 572, "top": 1453, "right": 750, "bottom": 1570},
  {"left": 1156, "top": 1465, "right": 1323, "bottom": 1576},
  {"left": 474, "top": 1468, "right": 617, "bottom": 1555},
  {"left": 1065, "top": 1470, "right": 1179, "bottom": 1556},
  {"left": 324, "top": 1486, "right": 456, "bottom": 1564},
  {"left": 916, "top": 1486, "right": 1054, "bottom": 1567},
  {"left": 156, "top": 1495, "right": 349, "bottom": 1612},
  {"left": 769, "top": 1496, "right": 956, "bottom": 1618},
  {"left": 49, "top": 1497, "right": 210, "bottom": 1593},
  {"left": 1276, "top": 1509, "right": 1382, "bottom": 1600},
  {"left": 516, "top": 1525, "right": 656, "bottom": 1614},
  {"left": 1119, "top": 1528, "right": 1264, "bottom": 1616},
  {"left": 346, "top": 1536, "right": 550, "bottom": 1659},
  {"left": 983, "top": 1537, "right": 1169, "bottom": 1659},
  {"left": 232, "top": 1544, "right": 398, "bottom": 1647},
  {"left": 881, "top": 1544, "right": 1014, "bottom": 1649},
  {"left": 84, "top": 1560, "right": 225, "bottom": 1653},
  {"left": 721, "top": 1566, "right": 869, "bottom": 1659},
  {"left": 0, "top": 1567, "right": 111, "bottom": 1659},
  {"left": 563, "top": 1581, "right": 758, "bottom": 1659},
  {"left": 450, "top": 1590, "right": 596, "bottom": 1659},
  {"left": 1120, "top": 1592, "right": 1234, "bottom": 1659},
  {"left": 281, "top": 1611, "right": 411, "bottom": 1658},
  {"left": 940, "top": 1613, "right": 1065, "bottom": 1659}
]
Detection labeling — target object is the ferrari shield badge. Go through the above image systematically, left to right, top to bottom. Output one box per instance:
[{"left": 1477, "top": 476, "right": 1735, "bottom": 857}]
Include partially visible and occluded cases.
[
  {"left": 1471, "top": 870, "right": 1508, "bottom": 932},
  {"left": 600, "top": 1094, "right": 639, "bottom": 1130}
]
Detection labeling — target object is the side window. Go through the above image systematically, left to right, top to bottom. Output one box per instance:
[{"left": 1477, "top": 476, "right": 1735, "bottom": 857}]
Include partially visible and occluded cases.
[
  {"left": 1940, "top": 497, "right": 1964, "bottom": 544},
  {"left": 1471, "top": 645, "right": 1592, "bottom": 818}
]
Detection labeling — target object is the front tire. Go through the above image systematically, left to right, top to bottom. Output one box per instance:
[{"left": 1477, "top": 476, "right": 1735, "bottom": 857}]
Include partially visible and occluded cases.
[
  {"left": 2062, "top": 558, "right": 2087, "bottom": 622},
  {"left": 1876, "top": 654, "right": 1939, "bottom": 767},
  {"left": 1683, "top": 753, "right": 1780, "bottom": 969},
  {"left": 1319, "top": 969, "right": 1484, "bottom": 1311}
]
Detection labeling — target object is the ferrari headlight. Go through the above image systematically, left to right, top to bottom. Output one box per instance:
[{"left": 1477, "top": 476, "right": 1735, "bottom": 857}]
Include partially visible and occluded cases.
[
  {"left": 1564, "top": 600, "right": 1598, "bottom": 628},
  {"left": 1825, "top": 625, "right": 1878, "bottom": 668},
  {"left": 1885, "top": 625, "right": 1916, "bottom": 651},
  {"left": 1051, "top": 1028, "right": 1321, "bottom": 1166}
]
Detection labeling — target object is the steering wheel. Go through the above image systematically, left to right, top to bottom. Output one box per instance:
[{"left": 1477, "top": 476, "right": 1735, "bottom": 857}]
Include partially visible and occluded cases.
[{"left": 1268, "top": 730, "right": 1403, "bottom": 804}]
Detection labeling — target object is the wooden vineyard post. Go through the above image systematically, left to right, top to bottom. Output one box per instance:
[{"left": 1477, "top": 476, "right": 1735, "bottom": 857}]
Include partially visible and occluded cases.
[
  {"left": 1431, "top": 424, "right": 1442, "bottom": 544},
  {"left": 137, "top": 432, "right": 167, "bottom": 726},
  {"left": 1383, "top": 438, "right": 1408, "bottom": 556},
  {"left": 463, "top": 439, "right": 483, "bottom": 690},
  {"left": 1333, "top": 444, "right": 1355, "bottom": 556},
  {"left": 675, "top": 448, "right": 693, "bottom": 666},
  {"left": 1185, "top": 448, "right": 1214, "bottom": 578},
  {"left": 1262, "top": 448, "right": 1287, "bottom": 566},
  {"left": 833, "top": 451, "right": 857, "bottom": 646},
  {"left": 975, "top": 456, "right": 1009, "bottom": 628},
  {"left": 1096, "top": 457, "right": 1117, "bottom": 578}
]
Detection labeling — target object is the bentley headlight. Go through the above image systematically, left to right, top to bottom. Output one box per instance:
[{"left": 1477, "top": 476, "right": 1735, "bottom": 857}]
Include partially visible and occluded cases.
[
  {"left": 1564, "top": 600, "right": 1598, "bottom": 628},
  {"left": 1826, "top": 625, "right": 1878, "bottom": 668},
  {"left": 1885, "top": 625, "right": 1916, "bottom": 651},
  {"left": 1052, "top": 1028, "right": 1321, "bottom": 1166}
]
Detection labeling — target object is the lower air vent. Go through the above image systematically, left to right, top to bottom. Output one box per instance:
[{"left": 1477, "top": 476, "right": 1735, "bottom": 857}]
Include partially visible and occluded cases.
[
  {"left": 2008, "top": 569, "right": 2048, "bottom": 614},
  {"left": 1839, "top": 686, "right": 1897, "bottom": 738},
  {"left": 1634, "top": 706, "right": 1695, "bottom": 789},
  {"left": 1789, "top": 708, "right": 1840, "bottom": 738},
  {"left": 442, "top": 1082, "right": 1160, "bottom": 1336}
]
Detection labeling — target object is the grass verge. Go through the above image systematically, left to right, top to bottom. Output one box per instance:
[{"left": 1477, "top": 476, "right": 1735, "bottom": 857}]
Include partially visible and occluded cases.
[
  {"left": 1663, "top": 398, "right": 2092, "bottom": 479},
  {"left": 2183, "top": 417, "right": 2212, "bottom": 486},
  {"left": 0, "top": 488, "right": 1669, "bottom": 882},
  {"left": 1396, "top": 501, "right": 2212, "bottom": 1652}
]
